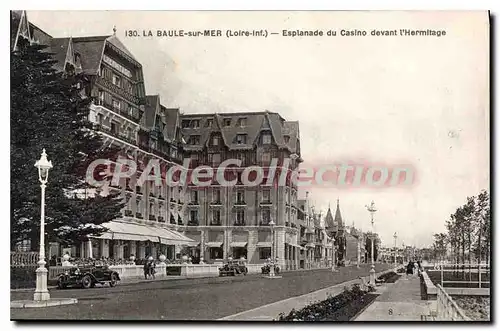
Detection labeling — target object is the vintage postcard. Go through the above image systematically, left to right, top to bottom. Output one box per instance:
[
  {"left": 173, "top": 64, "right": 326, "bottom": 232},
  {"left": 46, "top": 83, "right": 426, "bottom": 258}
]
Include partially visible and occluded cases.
[{"left": 10, "top": 10, "right": 490, "bottom": 322}]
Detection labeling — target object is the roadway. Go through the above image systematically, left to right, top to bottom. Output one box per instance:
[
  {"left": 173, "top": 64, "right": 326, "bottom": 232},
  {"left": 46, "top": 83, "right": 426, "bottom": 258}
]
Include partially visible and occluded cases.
[{"left": 11, "top": 264, "right": 390, "bottom": 320}]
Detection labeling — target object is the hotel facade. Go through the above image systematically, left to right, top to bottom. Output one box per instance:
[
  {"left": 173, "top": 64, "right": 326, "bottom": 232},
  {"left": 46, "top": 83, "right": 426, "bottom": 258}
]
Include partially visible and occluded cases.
[{"left": 11, "top": 11, "right": 335, "bottom": 270}]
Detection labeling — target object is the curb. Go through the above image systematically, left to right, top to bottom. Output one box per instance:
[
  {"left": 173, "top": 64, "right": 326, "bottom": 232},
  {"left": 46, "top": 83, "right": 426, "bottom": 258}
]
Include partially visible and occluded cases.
[{"left": 11, "top": 298, "right": 77, "bottom": 309}]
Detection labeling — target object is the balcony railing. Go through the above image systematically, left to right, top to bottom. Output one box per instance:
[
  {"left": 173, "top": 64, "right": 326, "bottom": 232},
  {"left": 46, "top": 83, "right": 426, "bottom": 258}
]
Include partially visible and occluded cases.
[
  {"left": 94, "top": 80, "right": 142, "bottom": 108},
  {"left": 93, "top": 124, "right": 137, "bottom": 146},
  {"left": 210, "top": 201, "right": 223, "bottom": 206},
  {"left": 234, "top": 201, "right": 246, "bottom": 206},
  {"left": 124, "top": 210, "right": 133, "bottom": 217},
  {"left": 136, "top": 212, "right": 143, "bottom": 219},
  {"left": 158, "top": 216, "right": 165, "bottom": 223},
  {"left": 188, "top": 221, "right": 199, "bottom": 226},
  {"left": 210, "top": 221, "right": 222, "bottom": 226},
  {"left": 234, "top": 221, "right": 245, "bottom": 226},
  {"left": 436, "top": 285, "right": 471, "bottom": 321}
]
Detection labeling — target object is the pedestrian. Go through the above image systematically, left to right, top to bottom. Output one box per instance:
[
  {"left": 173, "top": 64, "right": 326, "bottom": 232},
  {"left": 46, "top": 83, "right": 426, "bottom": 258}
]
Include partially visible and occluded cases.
[{"left": 406, "top": 261, "right": 413, "bottom": 279}]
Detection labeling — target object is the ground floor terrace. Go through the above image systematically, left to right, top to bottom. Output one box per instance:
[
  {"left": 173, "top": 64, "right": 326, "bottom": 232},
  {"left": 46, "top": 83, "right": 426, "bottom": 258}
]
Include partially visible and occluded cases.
[{"left": 47, "top": 221, "right": 334, "bottom": 270}]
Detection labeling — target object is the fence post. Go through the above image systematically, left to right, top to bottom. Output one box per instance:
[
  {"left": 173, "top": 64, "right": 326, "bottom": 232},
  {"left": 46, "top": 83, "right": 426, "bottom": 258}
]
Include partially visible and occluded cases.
[
  {"left": 440, "top": 264, "right": 443, "bottom": 286},
  {"left": 478, "top": 264, "right": 481, "bottom": 289}
]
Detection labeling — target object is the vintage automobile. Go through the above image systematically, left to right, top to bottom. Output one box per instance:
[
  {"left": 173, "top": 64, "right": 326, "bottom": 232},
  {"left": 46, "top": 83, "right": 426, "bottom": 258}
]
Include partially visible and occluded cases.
[
  {"left": 219, "top": 260, "right": 248, "bottom": 276},
  {"left": 56, "top": 264, "right": 120, "bottom": 289}
]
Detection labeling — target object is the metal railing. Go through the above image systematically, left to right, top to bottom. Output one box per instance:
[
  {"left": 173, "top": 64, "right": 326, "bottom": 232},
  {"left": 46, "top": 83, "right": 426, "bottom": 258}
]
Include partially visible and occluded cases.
[
  {"left": 11, "top": 251, "right": 39, "bottom": 266},
  {"left": 435, "top": 263, "right": 490, "bottom": 288},
  {"left": 436, "top": 284, "right": 471, "bottom": 321}
]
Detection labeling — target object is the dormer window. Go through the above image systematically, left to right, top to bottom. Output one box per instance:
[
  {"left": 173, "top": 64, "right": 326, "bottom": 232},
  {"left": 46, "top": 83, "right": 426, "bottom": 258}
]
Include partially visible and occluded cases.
[
  {"left": 74, "top": 53, "right": 82, "bottom": 69},
  {"left": 224, "top": 118, "right": 231, "bottom": 127},
  {"left": 237, "top": 118, "right": 247, "bottom": 127},
  {"left": 206, "top": 119, "right": 213, "bottom": 127},
  {"left": 181, "top": 120, "right": 190, "bottom": 128},
  {"left": 191, "top": 120, "right": 200, "bottom": 129},
  {"left": 262, "top": 133, "right": 272, "bottom": 144},
  {"left": 236, "top": 134, "right": 247, "bottom": 145},
  {"left": 189, "top": 135, "right": 201, "bottom": 145},
  {"left": 212, "top": 135, "right": 219, "bottom": 146},
  {"left": 284, "top": 135, "right": 290, "bottom": 144}
]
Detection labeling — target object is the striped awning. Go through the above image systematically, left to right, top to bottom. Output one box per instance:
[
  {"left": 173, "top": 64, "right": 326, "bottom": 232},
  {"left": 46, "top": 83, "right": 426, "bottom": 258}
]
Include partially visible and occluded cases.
[
  {"left": 94, "top": 221, "right": 196, "bottom": 246},
  {"left": 205, "top": 242, "right": 223, "bottom": 247},
  {"left": 230, "top": 242, "right": 248, "bottom": 247}
]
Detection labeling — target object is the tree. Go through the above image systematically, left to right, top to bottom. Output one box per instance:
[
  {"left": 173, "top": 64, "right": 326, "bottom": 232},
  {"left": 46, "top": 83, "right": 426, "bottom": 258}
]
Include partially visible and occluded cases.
[
  {"left": 11, "top": 36, "right": 124, "bottom": 250},
  {"left": 443, "top": 190, "right": 490, "bottom": 277},
  {"left": 473, "top": 190, "right": 490, "bottom": 264},
  {"left": 432, "top": 233, "right": 447, "bottom": 262}
]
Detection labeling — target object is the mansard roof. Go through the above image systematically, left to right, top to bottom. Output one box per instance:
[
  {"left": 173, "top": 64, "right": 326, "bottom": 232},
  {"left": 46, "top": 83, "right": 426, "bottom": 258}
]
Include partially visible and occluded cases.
[
  {"left": 11, "top": 11, "right": 22, "bottom": 50},
  {"left": 11, "top": 11, "right": 30, "bottom": 51},
  {"left": 29, "top": 23, "right": 52, "bottom": 46},
  {"left": 70, "top": 34, "right": 141, "bottom": 75},
  {"left": 106, "top": 34, "right": 138, "bottom": 62},
  {"left": 71, "top": 36, "right": 109, "bottom": 75},
  {"left": 49, "top": 37, "right": 72, "bottom": 71},
  {"left": 144, "top": 95, "right": 160, "bottom": 129},
  {"left": 164, "top": 108, "right": 181, "bottom": 142},
  {"left": 180, "top": 111, "right": 300, "bottom": 153}
]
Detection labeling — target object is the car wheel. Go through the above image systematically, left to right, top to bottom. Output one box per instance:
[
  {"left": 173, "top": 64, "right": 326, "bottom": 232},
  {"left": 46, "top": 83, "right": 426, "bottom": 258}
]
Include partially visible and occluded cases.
[
  {"left": 109, "top": 273, "right": 118, "bottom": 287},
  {"left": 81, "top": 275, "right": 92, "bottom": 289},
  {"left": 57, "top": 277, "right": 66, "bottom": 289}
]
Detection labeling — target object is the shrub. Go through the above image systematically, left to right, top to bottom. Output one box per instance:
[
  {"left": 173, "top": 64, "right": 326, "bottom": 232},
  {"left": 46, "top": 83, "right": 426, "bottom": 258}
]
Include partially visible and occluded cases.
[
  {"left": 11, "top": 266, "right": 37, "bottom": 289},
  {"left": 276, "top": 283, "right": 369, "bottom": 321}
]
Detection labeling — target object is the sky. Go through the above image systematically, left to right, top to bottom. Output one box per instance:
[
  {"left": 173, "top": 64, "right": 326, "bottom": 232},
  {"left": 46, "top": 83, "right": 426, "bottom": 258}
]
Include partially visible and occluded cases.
[{"left": 26, "top": 10, "right": 490, "bottom": 248}]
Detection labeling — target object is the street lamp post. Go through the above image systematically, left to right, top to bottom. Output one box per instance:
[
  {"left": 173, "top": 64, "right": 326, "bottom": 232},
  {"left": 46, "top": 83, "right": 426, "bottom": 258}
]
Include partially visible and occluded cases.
[
  {"left": 33, "top": 149, "right": 53, "bottom": 302},
  {"left": 365, "top": 201, "right": 377, "bottom": 285},
  {"left": 269, "top": 220, "right": 276, "bottom": 278},
  {"left": 393, "top": 232, "right": 398, "bottom": 267},
  {"left": 357, "top": 236, "right": 361, "bottom": 268},
  {"left": 402, "top": 241, "right": 405, "bottom": 264}
]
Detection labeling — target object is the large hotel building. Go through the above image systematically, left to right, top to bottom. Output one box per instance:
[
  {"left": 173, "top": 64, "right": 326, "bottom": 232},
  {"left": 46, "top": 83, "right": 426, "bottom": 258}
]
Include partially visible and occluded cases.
[{"left": 11, "top": 11, "right": 347, "bottom": 270}]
